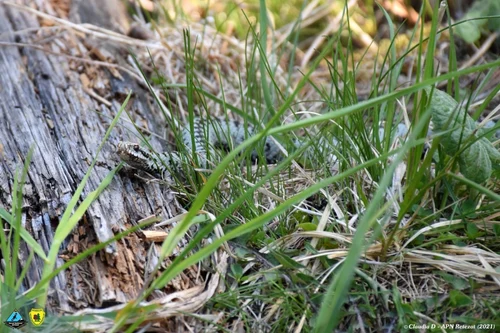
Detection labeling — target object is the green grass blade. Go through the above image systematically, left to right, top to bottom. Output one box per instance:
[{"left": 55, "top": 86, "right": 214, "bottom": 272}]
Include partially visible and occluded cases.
[{"left": 0, "top": 207, "right": 47, "bottom": 261}]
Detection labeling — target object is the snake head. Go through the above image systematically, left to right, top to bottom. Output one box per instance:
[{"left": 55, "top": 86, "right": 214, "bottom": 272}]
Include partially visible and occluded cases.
[{"left": 117, "top": 141, "right": 164, "bottom": 177}]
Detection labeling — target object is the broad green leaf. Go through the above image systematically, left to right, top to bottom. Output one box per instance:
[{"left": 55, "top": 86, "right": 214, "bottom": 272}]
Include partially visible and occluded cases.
[
  {"left": 455, "top": 0, "right": 500, "bottom": 43},
  {"left": 455, "top": 1, "right": 484, "bottom": 43},
  {"left": 426, "top": 88, "right": 499, "bottom": 183},
  {"left": 458, "top": 140, "right": 492, "bottom": 183},
  {"left": 437, "top": 271, "right": 469, "bottom": 290},
  {"left": 449, "top": 289, "right": 473, "bottom": 307}
]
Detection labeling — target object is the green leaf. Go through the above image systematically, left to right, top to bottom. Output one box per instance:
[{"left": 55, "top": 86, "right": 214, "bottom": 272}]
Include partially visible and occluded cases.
[
  {"left": 454, "top": 0, "right": 500, "bottom": 43},
  {"left": 455, "top": 1, "right": 485, "bottom": 43},
  {"left": 455, "top": 22, "right": 482, "bottom": 44},
  {"left": 426, "top": 88, "right": 500, "bottom": 183},
  {"left": 458, "top": 140, "right": 492, "bottom": 183},
  {"left": 483, "top": 141, "right": 500, "bottom": 170},
  {"left": 460, "top": 199, "right": 476, "bottom": 216},
  {"left": 298, "top": 222, "right": 318, "bottom": 231},
  {"left": 466, "top": 222, "right": 479, "bottom": 239},
  {"left": 494, "top": 224, "right": 500, "bottom": 236},
  {"left": 270, "top": 250, "right": 303, "bottom": 269},
  {"left": 230, "top": 263, "right": 243, "bottom": 280},
  {"left": 438, "top": 271, "right": 469, "bottom": 290},
  {"left": 393, "top": 286, "right": 406, "bottom": 324},
  {"left": 449, "top": 290, "right": 472, "bottom": 307},
  {"left": 425, "top": 295, "right": 440, "bottom": 312}
]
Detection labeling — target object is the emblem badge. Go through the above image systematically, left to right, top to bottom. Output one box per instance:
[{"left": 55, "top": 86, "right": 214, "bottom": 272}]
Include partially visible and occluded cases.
[{"left": 29, "top": 308, "right": 45, "bottom": 326}]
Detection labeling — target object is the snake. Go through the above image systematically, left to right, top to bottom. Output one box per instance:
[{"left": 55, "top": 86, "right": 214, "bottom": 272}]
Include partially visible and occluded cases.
[
  {"left": 116, "top": 117, "right": 431, "bottom": 180},
  {"left": 117, "top": 117, "right": 294, "bottom": 180}
]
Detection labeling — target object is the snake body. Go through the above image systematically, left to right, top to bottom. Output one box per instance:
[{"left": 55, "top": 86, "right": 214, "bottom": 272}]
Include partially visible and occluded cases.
[
  {"left": 116, "top": 117, "right": 424, "bottom": 180},
  {"left": 117, "top": 117, "right": 290, "bottom": 180}
]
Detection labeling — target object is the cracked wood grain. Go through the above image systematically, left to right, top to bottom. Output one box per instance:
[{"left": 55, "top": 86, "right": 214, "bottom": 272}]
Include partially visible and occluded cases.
[{"left": 0, "top": 0, "right": 187, "bottom": 312}]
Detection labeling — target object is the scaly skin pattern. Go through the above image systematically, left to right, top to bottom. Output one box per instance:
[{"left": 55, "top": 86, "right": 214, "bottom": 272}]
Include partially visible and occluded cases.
[{"left": 117, "top": 117, "right": 288, "bottom": 179}]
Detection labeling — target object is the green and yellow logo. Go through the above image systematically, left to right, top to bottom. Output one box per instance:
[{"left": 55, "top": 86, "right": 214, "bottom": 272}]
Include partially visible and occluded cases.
[{"left": 29, "top": 308, "right": 45, "bottom": 326}]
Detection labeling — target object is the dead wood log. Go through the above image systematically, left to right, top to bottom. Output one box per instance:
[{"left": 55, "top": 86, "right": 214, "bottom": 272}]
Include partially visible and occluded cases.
[{"left": 0, "top": 0, "right": 213, "bottom": 317}]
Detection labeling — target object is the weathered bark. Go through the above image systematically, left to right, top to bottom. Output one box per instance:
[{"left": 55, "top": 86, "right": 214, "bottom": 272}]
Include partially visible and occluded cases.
[{"left": 0, "top": 0, "right": 202, "bottom": 315}]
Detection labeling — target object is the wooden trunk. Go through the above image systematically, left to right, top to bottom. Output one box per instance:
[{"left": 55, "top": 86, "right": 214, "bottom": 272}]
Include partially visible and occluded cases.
[{"left": 0, "top": 1, "right": 213, "bottom": 319}]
